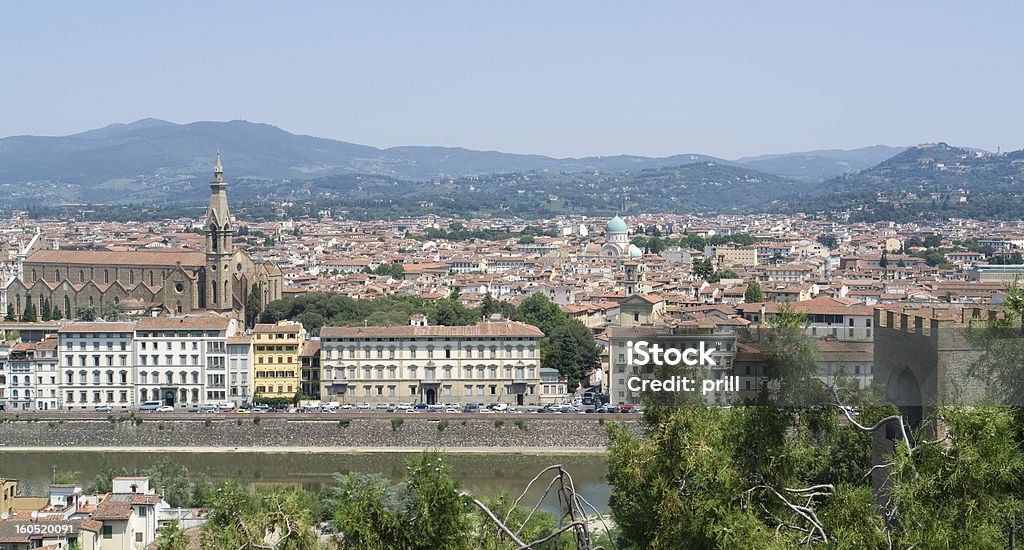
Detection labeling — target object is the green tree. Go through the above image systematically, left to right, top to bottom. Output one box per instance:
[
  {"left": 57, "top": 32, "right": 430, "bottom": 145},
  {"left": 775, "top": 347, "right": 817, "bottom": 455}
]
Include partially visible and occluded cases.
[
  {"left": 692, "top": 258, "right": 715, "bottom": 280},
  {"left": 743, "top": 280, "right": 764, "bottom": 303},
  {"left": 245, "top": 283, "right": 262, "bottom": 329},
  {"left": 512, "top": 293, "right": 565, "bottom": 336},
  {"left": 40, "top": 297, "right": 51, "bottom": 321},
  {"left": 22, "top": 299, "right": 37, "bottom": 322},
  {"left": 4, "top": 304, "right": 14, "bottom": 321},
  {"left": 76, "top": 304, "right": 97, "bottom": 321},
  {"left": 541, "top": 321, "right": 599, "bottom": 392},
  {"left": 144, "top": 458, "right": 194, "bottom": 507},
  {"left": 202, "top": 481, "right": 319, "bottom": 549},
  {"left": 156, "top": 518, "right": 190, "bottom": 550}
]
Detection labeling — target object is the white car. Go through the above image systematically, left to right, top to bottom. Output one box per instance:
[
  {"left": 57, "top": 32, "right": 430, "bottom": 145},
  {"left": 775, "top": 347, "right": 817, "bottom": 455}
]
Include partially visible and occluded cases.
[
  {"left": 357, "top": 402, "right": 371, "bottom": 410},
  {"left": 340, "top": 403, "right": 353, "bottom": 410},
  {"left": 155, "top": 405, "right": 174, "bottom": 413},
  {"left": 444, "top": 406, "right": 461, "bottom": 413}
]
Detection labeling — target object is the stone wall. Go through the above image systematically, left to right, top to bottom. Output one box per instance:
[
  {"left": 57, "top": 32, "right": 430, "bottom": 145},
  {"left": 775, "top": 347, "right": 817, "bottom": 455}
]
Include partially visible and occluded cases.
[{"left": 0, "top": 416, "right": 639, "bottom": 449}]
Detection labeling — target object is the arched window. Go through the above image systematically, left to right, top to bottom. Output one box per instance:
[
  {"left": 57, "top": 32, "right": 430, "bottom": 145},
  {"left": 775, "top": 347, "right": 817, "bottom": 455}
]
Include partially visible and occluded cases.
[
  {"left": 210, "top": 224, "right": 219, "bottom": 252},
  {"left": 31, "top": 269, "right": 37, "bottom": 281},
  {"left": 56, "top": 269, "right": 60, "bottom": 281},
  {"left": 79, "top": 270, "right": 85, "bottom": 283},
  {"left": 103, "top": 270, "right": 109, "bottom": 284},
  {"left": 129, "top": 271, "right": 135, "bottom": 285},
  {"left": 149, "top": 272, "right": 154, "bottom": 286},
  {"left": 224, "top": 280, "right": 230, "bottom": 303},
  {"left": 212, "top": 284, "right": 218, "bottom": 305},
  {"left": 64, "top": 296, "right": 71, "bottom": 319},
  {"left": 175, "top": 301, "right": 182, "bottom": 314},
  {"left": 140, "top": 389, "right": 147, "bottom": 402}
]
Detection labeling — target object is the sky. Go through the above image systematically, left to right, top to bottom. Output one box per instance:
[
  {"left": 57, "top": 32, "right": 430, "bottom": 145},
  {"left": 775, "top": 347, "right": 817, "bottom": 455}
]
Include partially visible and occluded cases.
[{"left": 1, "top": 1, "right": 1022, "bottom": 159}]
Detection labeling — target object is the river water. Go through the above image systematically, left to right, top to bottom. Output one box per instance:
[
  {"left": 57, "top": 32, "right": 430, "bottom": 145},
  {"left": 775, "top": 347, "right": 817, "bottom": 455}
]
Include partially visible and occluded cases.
[{"left": 0, "top": 450, "right": 611, "bottom": 513}]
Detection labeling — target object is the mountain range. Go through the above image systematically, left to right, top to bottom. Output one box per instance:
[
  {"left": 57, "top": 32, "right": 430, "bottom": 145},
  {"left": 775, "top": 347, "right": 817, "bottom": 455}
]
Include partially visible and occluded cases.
[{"left": 0, "top": 118, "right": 899, "bottom": 189}]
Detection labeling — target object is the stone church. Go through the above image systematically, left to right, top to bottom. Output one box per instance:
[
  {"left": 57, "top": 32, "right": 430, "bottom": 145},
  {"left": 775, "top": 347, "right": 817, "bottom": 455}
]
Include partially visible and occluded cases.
[{"left": 1, "top": 155, "right": 283, "bottom": 320}]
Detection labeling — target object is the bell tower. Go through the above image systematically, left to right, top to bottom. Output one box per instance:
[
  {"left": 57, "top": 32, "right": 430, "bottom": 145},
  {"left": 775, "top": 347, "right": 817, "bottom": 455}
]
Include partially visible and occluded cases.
[{"left": 204, "top": 153, "right": 234, "bottom": 311}]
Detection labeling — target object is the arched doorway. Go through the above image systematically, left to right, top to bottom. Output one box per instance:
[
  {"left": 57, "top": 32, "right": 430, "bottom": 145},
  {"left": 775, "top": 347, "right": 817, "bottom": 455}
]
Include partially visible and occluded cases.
[
  {"left": 888, "top": 366, "right": 923, "bottom": 432},
  {"left": 425, "top": 389, "right": 436, "bottom": 405},
  {"left": 163, "top": 390, "right": 176, "bottom": 407}
]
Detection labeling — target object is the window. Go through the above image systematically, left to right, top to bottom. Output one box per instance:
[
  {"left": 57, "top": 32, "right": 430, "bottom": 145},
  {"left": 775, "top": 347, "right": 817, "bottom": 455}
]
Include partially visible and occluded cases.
[{"left": 102, "top": 526, "right": 113, "bottom": 539}]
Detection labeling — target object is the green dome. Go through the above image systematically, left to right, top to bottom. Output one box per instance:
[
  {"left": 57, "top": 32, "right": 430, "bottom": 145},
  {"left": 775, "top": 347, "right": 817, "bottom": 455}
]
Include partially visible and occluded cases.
[
  {"left": 606, "top": 215, "right": 628, "bottom": 234},
  {"left": 628, "top": 244, "right": 643, "bottom": 258}
]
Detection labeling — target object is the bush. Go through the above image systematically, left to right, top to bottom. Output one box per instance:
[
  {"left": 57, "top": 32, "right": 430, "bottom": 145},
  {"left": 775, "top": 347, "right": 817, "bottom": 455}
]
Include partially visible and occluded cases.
[
  {"left": 252, "top": 416, "right": 261, "bottom": 425},
  {"left": 133, "top": 417, "right": 143, "bottom": 426},
  {"left": 391, "top": 418, "right": 404, "bottom": 431},
  {"left": 204, "top": 419, "right": 212, "bottom": 428},
  {"left": 236, "top": 419, "right": 242, "bottom": 426},
  {"left": 338, "top": 419, "right": 351, "bottom": 428},
  {"left": 438, "top": 419, "right": 450, "bottom": 432},
  {"left": 494, "top": 420, "right": 505, "bottom": 428},
  {"left": 515, "top": 420, "right": 528, "bottom": 431},
  {"left": 47, "top": 421, "right": 56, "bottom": 428},
  {"left": 157, "top": 422, "right": 165, "bottom": 431}
]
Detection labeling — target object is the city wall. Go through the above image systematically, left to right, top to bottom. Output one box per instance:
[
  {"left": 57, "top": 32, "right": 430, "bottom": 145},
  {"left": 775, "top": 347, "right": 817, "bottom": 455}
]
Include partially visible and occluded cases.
[{"left": 0, "top": 416, "right": 638, "bottom": 450}]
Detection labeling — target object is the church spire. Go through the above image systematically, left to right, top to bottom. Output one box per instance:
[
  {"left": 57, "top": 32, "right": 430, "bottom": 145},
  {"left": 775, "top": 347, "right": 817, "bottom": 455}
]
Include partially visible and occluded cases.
[{"left": 213, "top": 151, "right": 224, "bottom": 183}]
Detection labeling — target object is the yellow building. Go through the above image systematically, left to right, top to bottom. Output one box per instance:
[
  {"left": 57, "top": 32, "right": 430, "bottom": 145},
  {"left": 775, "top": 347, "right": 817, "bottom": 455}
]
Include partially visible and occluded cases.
[
  {"left": 253, "top": 321, "right": 306, "bottom": 399},
  {"left": 1, "top": 478, "right": 17, "bottom": 514}
]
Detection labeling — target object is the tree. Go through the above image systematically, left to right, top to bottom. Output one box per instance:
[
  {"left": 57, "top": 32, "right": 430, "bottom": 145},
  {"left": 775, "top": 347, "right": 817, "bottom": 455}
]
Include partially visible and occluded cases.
[
  {"left": 816, "top": 234, "right": 838, "bottom": 249},
  {"left": 692, "top": 258, "right": 715, "bottom": 280},
  {"left": 744, "top": 280, "right": 764, "bottom": 303},
  {"left": 245, "top": 284, "right": 262, "bottom": 329},
  {"left": 512, "top": 293, "right": 564, "bottom": 336},
  {"left": 40, "top": 297, "right": 51, "bottom": 321},
  {"left": 22, "top": 299, "right": 36, "bottom": 322},
  {"left": 50, "top": 302, "right": 62, "bottom": 321},
  {"left": 4, "top": 304, "right": 14, "bottom": 321},
  {"left": 76, "top": 304, "right": 96, "bottom": 322},
  {"left": 541, "top": 321, "right": 599, "bottom": 392},
  {"left": 202, "top": 481, "right": 319, "bottom": 549},
  {"left": 156, "top": 519, "right": 190, "bottom": 550}
]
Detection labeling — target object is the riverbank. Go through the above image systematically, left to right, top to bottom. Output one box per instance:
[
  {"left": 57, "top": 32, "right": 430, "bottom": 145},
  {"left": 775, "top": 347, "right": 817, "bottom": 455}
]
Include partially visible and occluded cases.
[
  {"left": 0, "top": 416, "right": 639, "bottom": 450},
  {"left": 2, "top": 446, "right": 609, "bottom": 454}
]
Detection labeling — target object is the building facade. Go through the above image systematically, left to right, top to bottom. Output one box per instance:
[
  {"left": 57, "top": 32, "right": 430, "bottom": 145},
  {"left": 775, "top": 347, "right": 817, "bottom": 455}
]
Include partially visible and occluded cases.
[
  {"left": 1, "top": 155, "right": 284, "bottom": 322},
  {"left": 320, "top": 316, "right": 544, "bottom": 406},
  {"left": 253, "top": 321, "right": 306, "bottom": 399},
  {"left": 58, "top": 322, "right": 135, "bottom": 412}
]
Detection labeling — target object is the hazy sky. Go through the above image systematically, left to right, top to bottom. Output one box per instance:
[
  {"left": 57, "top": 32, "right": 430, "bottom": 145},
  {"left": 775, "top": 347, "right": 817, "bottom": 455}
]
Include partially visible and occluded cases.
[{"left": 2, "top": 1, "right": 1021, "bottom": 158}]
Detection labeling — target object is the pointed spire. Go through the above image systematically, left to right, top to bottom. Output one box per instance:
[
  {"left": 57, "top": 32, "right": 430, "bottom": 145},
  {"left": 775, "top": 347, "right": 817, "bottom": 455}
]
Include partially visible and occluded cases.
[{"left": 212, "top": 152, "right": 225, "bottom": 184}]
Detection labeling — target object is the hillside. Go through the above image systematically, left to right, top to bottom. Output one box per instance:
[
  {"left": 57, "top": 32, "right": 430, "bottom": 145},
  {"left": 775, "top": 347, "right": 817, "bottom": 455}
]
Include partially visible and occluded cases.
[
  {"left": 790, "top": 143, "right": 1024, "bottom": 220},
  {"left": 734, "top": 145, "right": 906, "bottom": 182}
]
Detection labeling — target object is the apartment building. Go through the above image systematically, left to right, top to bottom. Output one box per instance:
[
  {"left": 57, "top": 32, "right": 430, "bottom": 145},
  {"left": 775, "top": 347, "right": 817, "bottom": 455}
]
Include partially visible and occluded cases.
[
  {"left": 737, "top": 295, "right": 874, "bottom": 342},
  {"left": 133, "top": 315, "right": 238, "bottom": 407},
  {"left": 319, "top": 316, "right": 543, "bottom": 406},
  {"left": 253, "top": 320, "right": 306, "bottom": 399},
  {"left": 58, "top": 322, "right": 135, "bottom": 412},
  {"left": 606, "top": 325, "right": 738, "bottom": 406},
  {"left": 226, "top": 334, "right": 254, "bottom": 404}
]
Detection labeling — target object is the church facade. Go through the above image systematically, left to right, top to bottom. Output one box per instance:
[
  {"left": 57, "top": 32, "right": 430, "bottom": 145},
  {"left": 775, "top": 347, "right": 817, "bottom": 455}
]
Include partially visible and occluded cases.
[{"left": 1, "top": 155, "right": 283, "bottom": 321}]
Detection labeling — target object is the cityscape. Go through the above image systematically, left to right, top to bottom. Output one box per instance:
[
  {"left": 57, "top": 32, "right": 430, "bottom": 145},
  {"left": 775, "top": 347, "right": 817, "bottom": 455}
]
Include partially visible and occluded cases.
[{"left": 3, "top": 2, "right": 1024, "bottom": 548}]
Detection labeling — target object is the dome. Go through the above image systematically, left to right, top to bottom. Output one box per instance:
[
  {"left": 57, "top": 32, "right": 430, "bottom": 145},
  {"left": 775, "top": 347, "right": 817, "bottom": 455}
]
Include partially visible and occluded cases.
[
  {"left": 606, "top": 215, "right": 628, "bottom": 234},
  {"left": 628, "top": 244, "right": 643, "bottom": 258}
]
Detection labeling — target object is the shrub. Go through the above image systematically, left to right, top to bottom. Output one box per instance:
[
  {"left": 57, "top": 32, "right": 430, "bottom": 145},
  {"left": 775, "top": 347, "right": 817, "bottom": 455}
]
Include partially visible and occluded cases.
[
  {"left": 252, "top": 416, "right": 261, "bottom": 425},
  {"left": 133, "top": 417, "right": 143, "bottom": 426},
  {"left": 391, "top": 418, "right": 404, "bottom": 431},
  {"left": 598, "top": 418, "right": 605, "bottom": 426},
  {"left": 204, "top": 419, "right": 212, "bottom": 428},
  {"left": 236, "top": 419, "right": 242, "bottom": 426},
  {"left": 338, "top": 419, "right": 351, "bottom": 428},
  {"left": 438, "top": 419, "right": 450, "bottom": 432},
  {"left": 494, "top": 420, "right": 505, "bottom": 428},
  {"left": 514, "top": 420, "right": 528, "bottom": 431},
  {"left": 47, "top": 421, "right": 56, "bottom": 428},
  {"left": 157, "top": 422, "right": 165, "bottom": 431}
]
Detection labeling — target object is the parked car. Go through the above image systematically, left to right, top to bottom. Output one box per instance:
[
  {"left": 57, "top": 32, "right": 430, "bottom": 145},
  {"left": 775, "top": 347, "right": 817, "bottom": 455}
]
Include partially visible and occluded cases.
[
  {"left": 139, "top": 401, "right": 162, "bottom": 412},
  {"left": 357, "top": 402, "right": 371, "bottom": 410},
  {"left": 375, "top": 403, "right": 389, "bottom": 410},
  {"left": 490, "top": 403, "right": 508, "bottom": 412},
  {"left": 199, "top": 404, "right": 220, "bottom": 413},
  {"left": 95, "top": 405, "right": 113, "bottom": 413},
  {"left": 155, "top": 405, "right": 174, "bottom": 413}
]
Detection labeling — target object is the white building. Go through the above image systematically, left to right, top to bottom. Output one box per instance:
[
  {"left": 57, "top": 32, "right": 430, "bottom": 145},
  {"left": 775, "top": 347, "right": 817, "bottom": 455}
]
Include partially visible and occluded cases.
[
  {"left": 133, "top": 314, "right": 238, "bottom": 408},
  {"left": 320, "top": 315, "right": 544, "bottom": 406},
  {"left": 58, "top": 322, "right": 136, "bottom": 412},
  {"left": 227, "top": 334, "right": 254, "bottom": 404}
]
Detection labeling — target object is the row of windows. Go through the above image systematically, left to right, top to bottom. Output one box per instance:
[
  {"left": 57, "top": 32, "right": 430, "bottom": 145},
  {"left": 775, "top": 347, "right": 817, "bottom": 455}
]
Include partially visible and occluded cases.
[
  {"left": 31, "top": 267, "right": 164, "bottom": 286},
  {"left": 326, "top": 346, "right": 536, "bottom": 360},
  {"left": 329, "top": 366, "right": 533, "bottom": 381},
  {"left": 350, "top": 384, "right": 536, "bottom": 397},
  {"left": 255, "top": 385, "right": 294, "bottom": 394}
]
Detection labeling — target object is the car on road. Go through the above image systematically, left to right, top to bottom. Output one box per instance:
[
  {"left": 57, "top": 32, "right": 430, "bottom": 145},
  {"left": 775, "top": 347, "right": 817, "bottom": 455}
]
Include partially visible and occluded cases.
[
  {"left": 139, "top": 401, "right": 162, "bottom": 412},
  {"left": 357, "top": 402, "right": 371, "bottom": 410},
  {"left": 375, "top": 403, "right": 389, "bottom": 410},
  {"left": 489, "top": 403, "right": 508, "bottom": 412},
  {"left": 199, "top": 404, "right": 220, "bottom": 413},
  {"left": 95, "top": 405, "right": 113, "bottom": 413},
  {"left": 155, "top": 405, "right": 174, "bottom": 413},
  {"left": 444, "top": 406, "right": 460, "bottom": 413}
]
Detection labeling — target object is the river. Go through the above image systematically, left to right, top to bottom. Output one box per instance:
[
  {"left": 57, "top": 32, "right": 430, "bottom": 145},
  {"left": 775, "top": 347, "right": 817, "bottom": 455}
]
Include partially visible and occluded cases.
[{"left": 0, "top": 450, "right": 611, "bottom": 513}]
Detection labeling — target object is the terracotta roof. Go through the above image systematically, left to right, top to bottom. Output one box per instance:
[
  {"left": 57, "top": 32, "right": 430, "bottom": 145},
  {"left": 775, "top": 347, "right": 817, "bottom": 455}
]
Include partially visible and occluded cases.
[
  {"left": 27, "top": 249, "right": 205, "bottom": 267},
  {"left": 136, "top": 315, "right": 231, "bottom": 331},
  {"left": 321, "top": 321, "right": 543, "bottom": 339},
  {"left": 58, "top": 322, "right": 136, "bottom": 334},
  {"left": 254, "top": 322, "right": 302, "bottom": 334},
  {"left": 227, "top": 335, "right": 253, "bottom": 345},
  {"left": 299, "top": 340, "right": 321, "bottom": 357},
  {"left": 92, "top": 494, "right": 134, "bottom": 520}
]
